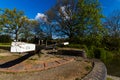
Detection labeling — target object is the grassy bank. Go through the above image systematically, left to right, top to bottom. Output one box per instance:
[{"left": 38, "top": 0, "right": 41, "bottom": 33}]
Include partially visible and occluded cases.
[
  {"left": 0, "top": 43, "right": 11, "bottom": 51},
  {"left": 66, "top": 44, "right": 120, "bottom": 77},
  {"left": 106, "top": 55, "right": 120, "bottom": 77}
]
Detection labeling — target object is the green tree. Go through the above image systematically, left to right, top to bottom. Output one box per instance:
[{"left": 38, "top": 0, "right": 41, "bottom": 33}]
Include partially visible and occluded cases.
[
  {"left": 46, "top": 0, "right": 104, "bottom": 43},
  {"left": 77, "top": 0, "right": 104, "bottom": 33},
  {"left": 1, "top": 8, "right": 25, "bottom": 41}
]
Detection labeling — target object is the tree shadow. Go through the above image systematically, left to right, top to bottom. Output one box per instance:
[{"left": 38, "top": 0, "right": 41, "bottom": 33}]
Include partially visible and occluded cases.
[
  {"left": 0, "top": 46, "right": 10, "bottom": 51},
  {"left": 49, "top": 50, "right": 84, "bottom": 57},
  {"left": 0, "top": 53, "right": 35, "bottom": 68}
]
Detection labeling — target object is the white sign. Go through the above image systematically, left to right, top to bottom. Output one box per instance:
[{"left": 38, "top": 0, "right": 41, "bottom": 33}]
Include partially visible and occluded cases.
[
  {"left": 10, "top": 42, "right": 35, "bottom": 53},
  {"left": 63, "top": 42, "right": 69, "bottom": 45}
]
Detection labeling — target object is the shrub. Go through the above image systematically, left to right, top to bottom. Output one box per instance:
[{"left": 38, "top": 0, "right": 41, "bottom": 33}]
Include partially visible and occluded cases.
[
  {"left": 103, "top": 37, "right": 120, "bottom": 51},
  {"left": 67, "top": 44, "right": 81, "bottom": 48},
  {"left": 86, "top": 46, "right": 114, "bottom": 63},
  {"left": 87, "top": 46, "right": 95, "bottom": 58},
  {"left": 105, "top": 51, "right": 113, "bottom": 63}
]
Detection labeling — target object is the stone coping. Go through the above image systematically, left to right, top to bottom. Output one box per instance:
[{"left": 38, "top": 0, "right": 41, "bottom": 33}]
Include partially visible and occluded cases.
[{"left": 82, "top": 59, "right": 107, "bottom": 80}]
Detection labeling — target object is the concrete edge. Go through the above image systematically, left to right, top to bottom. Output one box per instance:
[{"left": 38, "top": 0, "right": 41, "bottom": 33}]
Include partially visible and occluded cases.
[{"left": 82, "top": 59, "right": 107, "bottom": 80}]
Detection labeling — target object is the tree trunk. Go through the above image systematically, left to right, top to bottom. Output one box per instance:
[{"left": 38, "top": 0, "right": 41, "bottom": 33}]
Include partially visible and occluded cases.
[{"left": 15, "top": 30, "right": 18, "bottom": 41}]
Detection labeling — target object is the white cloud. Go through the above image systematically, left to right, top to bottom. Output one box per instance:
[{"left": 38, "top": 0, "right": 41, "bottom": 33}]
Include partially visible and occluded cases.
[
  {"left": 60, "top": 6, "right": 70, "bottom": 20},
  {"left": 61, "top": 6, "right": 66, "bottom": 12},
  {"left": 35, "top": 13, "right": 48, "bottom": 22}
]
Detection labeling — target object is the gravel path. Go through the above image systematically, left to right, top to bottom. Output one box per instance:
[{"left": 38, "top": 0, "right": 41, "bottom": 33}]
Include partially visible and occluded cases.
[
  {"left": 0, "top": 60, "right": 92, "bottom": 80},
  {"left": 107, "top": 75, "right": 120, "bottom": 80}
]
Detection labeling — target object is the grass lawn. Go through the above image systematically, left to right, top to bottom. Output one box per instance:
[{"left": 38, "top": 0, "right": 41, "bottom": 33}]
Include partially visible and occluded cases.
[
  {"left": 0, "top": 43, "right": 11, "bottom": 47},
  {"left": 0, "top": 43, "right": 11, "bottom": 51},
  {"left": 107, "top": 77, "right": 113, "bottom": 80}
]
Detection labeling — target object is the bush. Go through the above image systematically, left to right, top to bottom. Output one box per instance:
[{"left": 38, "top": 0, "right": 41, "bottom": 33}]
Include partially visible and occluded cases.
[
  {"left": 103, "top": 37, "right": 120, "bottom": 51},
  {"left": 64, "top": 43, "right": 114, "bottom": 63},
  {"left": 67, "top": 44, "right": 82, "bottom": 48},
  {"left": 86, "top": 46, "right": 114, "bottom": 63},
  {"left": 87, "top": 46, "right": 95, "bottom": 58},
  {"left": 94, "top": 48, "right": 106, "bottom": 62},
  {"left": 105, "top": 51, "right": 113, "bottom": 63}
]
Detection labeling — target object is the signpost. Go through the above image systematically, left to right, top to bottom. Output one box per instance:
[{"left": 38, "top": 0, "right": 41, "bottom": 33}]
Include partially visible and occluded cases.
[{"left": 10, "top": 42, "right": 35, "bottom": 53}]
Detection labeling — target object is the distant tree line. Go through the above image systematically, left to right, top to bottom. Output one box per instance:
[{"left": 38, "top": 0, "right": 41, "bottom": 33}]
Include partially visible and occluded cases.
[{"left": 0, "top": 35, "right": 11, "bottom": 43}]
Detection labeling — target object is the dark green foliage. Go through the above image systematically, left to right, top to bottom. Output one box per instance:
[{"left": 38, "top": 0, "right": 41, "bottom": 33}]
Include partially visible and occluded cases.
[
  {"left": 0, "top": 35, "right": 12, "bottom": 43},
  {"left": 103, "top": 37, "right": 120, "bottom": 51},
  {"left": 67, "top": 44, "right": 83, "bottom": 48},
  {"left": 75, "top": 45, "right": 113, "bottom": 63},
  {"left": 87, "top": 46, "right": 95, "bottom": 58},
  {"left": 106, "top": 55, "right": 120, "bottom": 77}
]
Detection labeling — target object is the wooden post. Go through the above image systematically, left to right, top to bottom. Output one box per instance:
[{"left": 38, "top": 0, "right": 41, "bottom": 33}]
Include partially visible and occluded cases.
[{"left": 38, "top": 40, "right": 40, "bottom": 45}]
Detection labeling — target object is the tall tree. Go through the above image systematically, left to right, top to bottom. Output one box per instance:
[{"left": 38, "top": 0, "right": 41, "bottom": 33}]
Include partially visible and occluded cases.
[
  {"left": 46, "top": 0, "right": 104, "bottom": 41},
  {"left": 46, "top": 0, "right": 78, "bottom": 39},
  {"left": 77, "top": 0, "right": 104, "bottom": 36},
  {"left": 1, "top": 8, "right": 24, "bottom": 41}
]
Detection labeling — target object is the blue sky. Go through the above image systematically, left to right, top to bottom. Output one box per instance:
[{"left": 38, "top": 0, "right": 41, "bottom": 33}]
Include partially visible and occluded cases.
[
  {"left": 0, "top": 0, "right": 120, "bottom": 19},
  {"left": 0, "top": 0, "right": 56, "bottom": 19},
  {"left": 100, "top": 0, "right": 120, "bottom": 16}
]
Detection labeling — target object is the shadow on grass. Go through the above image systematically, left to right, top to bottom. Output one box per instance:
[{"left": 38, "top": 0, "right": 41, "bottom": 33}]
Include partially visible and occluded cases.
[
  {"left": 0, "top": 44, "right": 46, "bottom": 68},
  {"left": 0, "top": 46, "right": 10, "bottom": 51},
  {"left": 49, "top": 50, "right": 84, "bottom": 57},
  {"left": 0, "top": 53, "right": 35, "bottom": 68}
]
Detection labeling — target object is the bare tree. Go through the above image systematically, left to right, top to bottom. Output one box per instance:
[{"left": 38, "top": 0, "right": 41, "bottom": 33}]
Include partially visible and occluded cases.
[
  {"left": 45, "top": 0, "right": 78, "bottom": 39},
  {"left": 105, "top": 10, "right": 120, "bottom": 38}
]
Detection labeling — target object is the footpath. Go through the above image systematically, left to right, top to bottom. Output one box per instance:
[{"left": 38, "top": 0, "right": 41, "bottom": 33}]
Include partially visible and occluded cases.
[{"left": 107, "top": 75, "right": 120, "bottom": 80}]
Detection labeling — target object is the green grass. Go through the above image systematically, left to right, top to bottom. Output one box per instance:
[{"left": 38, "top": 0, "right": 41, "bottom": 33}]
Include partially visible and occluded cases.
[
  {"left": 0, "top": 43, "right": 11, "bottom": 47},
  {"left": 0, "top": 43, "right": 11, "bottom": 51},
  {"left": 107, "top": 77, "right": 113, "bottom": 80}
]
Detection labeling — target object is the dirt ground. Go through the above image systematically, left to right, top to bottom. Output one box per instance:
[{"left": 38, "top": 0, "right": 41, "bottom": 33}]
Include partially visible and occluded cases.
[
  {"left": 0, "top": 49, "right": 92, "bottom": 80},
  {"left": 0, "top": 60, "right": 92, "bottom": 80}
]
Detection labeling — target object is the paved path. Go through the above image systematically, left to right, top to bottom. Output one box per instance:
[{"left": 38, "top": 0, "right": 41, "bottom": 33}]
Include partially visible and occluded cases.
[{"left": 107, "top": 75, "right": 120, "bottom": 80}]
